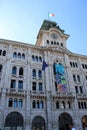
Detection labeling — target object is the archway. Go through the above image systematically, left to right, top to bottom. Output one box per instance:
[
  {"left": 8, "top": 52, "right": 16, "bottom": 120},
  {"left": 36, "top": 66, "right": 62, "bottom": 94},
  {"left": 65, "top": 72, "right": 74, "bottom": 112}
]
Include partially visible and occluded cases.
[
  {"left": 5, "top": 111, "right": 23, "bottom": 130},
  {"left": 59, "top": 112, "right": 73, "bottom": 130},
  {"left": 82, "top": 115, "right": 87, "bottom": 130},
  {"left": 32, "top": 116, "right": 45, "bottom": 130}
]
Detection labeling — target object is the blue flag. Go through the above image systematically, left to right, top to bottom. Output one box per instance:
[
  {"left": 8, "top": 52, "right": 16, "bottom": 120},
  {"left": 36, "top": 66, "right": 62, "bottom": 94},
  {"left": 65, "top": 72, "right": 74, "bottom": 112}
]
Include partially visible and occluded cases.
[{"left": 42, "top": 60, "right": 48, "bottom": 71}]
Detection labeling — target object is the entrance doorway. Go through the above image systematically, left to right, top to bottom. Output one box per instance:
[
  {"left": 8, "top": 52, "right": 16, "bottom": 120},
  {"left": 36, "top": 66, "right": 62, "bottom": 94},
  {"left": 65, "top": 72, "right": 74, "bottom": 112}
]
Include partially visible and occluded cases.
[
  {"left": 5, "top": 111, "right": 23, "bottom": 130},
  {"left": 59, "top": 112, "right": 73, "bottom": 130},
  {"left": 32, "top": 116, "right": 45, "bottom": 130}
]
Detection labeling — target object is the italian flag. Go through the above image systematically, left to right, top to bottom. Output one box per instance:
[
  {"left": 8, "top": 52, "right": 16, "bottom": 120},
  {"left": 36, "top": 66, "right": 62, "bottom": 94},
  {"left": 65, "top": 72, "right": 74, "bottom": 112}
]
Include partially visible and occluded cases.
[{"left": 48, "top": 13, "right": 54, "bottom": 17}]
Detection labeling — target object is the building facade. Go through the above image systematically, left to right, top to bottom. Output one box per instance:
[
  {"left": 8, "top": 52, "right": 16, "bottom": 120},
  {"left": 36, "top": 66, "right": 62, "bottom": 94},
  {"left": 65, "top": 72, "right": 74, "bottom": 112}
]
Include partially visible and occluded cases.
[{"left": 0, "top": 20, "right": 87, "bottom": 130}]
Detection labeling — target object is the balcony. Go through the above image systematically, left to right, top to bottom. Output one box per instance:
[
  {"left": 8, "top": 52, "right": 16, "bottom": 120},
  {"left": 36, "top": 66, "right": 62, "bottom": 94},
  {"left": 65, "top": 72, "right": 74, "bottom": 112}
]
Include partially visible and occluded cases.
[
  {"left": 6, "top": 88, "right": 26, "bottom": 97},
  {"left": 30, "top": 91, "right": 46, "bottom": 98},
  {"left": 53, "top": 92, "right": 75, "bottom": 98},
  {"left": 76, "top": 93, "right": 87, "bottom": 99}
]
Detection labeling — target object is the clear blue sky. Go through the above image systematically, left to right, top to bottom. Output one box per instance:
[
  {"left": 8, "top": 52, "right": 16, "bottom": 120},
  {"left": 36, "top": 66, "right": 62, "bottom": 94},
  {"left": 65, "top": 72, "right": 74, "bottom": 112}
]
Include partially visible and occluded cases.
[{"left": 0, "top": 0, "right": 87, "bottom": 55}]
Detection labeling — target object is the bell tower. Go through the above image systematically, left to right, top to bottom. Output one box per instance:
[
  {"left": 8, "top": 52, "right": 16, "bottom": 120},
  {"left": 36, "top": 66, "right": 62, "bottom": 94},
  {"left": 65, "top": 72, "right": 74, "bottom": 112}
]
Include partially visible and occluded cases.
[{"left": 36, "top": 20, "right": 69, "bottom": 48}]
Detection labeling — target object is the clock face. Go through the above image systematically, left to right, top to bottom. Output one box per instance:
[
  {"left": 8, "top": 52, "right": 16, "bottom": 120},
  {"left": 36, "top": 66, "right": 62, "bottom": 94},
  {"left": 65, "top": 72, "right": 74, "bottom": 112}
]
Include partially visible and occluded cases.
[{"left": 51, "top": 33, "right": 58, "bottom": 39}]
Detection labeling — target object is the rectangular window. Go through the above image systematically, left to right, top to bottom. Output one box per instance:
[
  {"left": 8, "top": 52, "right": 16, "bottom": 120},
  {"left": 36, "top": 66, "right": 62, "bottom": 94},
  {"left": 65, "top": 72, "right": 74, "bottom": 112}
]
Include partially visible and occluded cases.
[
  {"left": 10, "top": 80, "right": 16, "bottom": 88},
  {"left": 18, "top": 81, "right": 23, "bottom": 89},
  {"left": 32, "top": 82, "right": 36, "bottom": 91},
  {"left": 38, "top": 82, "right": 43, "bottom": 91},
  {"left": 8, "top": 98, "right": 13, "bottom": 107},
  {"left": 18, "top": 99, "right": 23, "bottom": 108}
]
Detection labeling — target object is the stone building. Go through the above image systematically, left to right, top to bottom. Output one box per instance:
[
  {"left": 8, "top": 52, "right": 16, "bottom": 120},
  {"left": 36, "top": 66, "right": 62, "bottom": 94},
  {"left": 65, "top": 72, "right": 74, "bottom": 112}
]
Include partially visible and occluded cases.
[{"left": 0, "top": 20, "right": 87, "bottom": 130}]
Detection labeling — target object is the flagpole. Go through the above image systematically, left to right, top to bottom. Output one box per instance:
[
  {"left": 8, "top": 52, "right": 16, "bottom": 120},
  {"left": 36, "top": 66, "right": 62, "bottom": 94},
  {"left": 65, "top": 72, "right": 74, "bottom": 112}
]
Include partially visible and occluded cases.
[
  {"left": 48, "top": 12, "right": 49, "bottom": 20},
  {"left": 42, "top": 52, "right": 48, "bottom": 130}
]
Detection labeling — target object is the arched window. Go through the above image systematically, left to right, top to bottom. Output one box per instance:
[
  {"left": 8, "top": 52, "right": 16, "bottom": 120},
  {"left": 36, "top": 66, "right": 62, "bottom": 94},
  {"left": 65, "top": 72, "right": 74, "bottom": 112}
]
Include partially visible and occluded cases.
[
  {"left": 51, "top": 41, "right": 53, "bottom": 45},
  {"left": 61, "top": 43, "right": 63, "bottom": 46},
  {"left": 0, "top": 49, "right": 2, "bottom": 55},
  {"left": 3, "top": 50, "right": 6, "bottom": 56},
  {"left": 13, "top": 52, "right": 17, "bottom": 58},
  {"left": 18, "top": 53, "right": 21, "bottom": 59},
  {"left": 22, "top": 53, "right": 25, "bottom": 59},
  {"left": 32, "top": 55, "right": 35, "bottom": 61},
  {"left": 36, "top": 56, "right": 38, "bottom": 62},
  {"left": 39, "top": 56, "right": 42, "bottom": 62},
  {"left": 70, "top": 62, "right": 72, "bottom": 67},
  {"left": 82, "top": 64, "right": 84, "bottom": 69},
  {"left": 85, "top": 64, "right": 87, "bottom": 69},
  {"left": 0, "top": 65, "right": 2, "bottom": 73},
  {"left": 12, "top": 66, "right": 17, "bottom": 75},
  {"left": 19, "top": 67, "right": 23, "bottom": 76},
  {"left": 32, "top": 69, "right": 36, "bottom": 78},
  {"left": 38, "top": 70, "right": 42, "bottom": 78},
  {"left": 73, "top": 75, "right": 76, "bottom": 82},
  {"left": 77, "top": 75, "right": 80, "bottom": 82},
  {"left": 10, "top": 80, "right": 16, "bottom": 89},
  {"left": 18, "top": 80, "right": 23, "bottom": 89},
  {"left": 32, "top": 82, "right": 36, "bottom": 91},
  {"left": 38, "top": 82, "right": 43, "bottom": 91},
  {"left": 75, "top": 86, "right": 78, "bottom": 93},
  {"left": 80, "top": 86, "right": 83, "bottom": 93},
  {"left": 8, "top": 98, "right": 13, "bottom": 107},
  {"left": 14, "top": 98, "right": 18, "bottom": 108},
  {"left": 18, "top": 99, "right": 23, "bottom": 108},
  {"left": 32, "top": 100, "right": 36, "bottom": 108},
  {"left": 37, "top": 100, "right": 39, "bottom": 108},
  {"left": 40, "top": 100, "right": 43, "bottom": 109},
  {"left": 56, "top": 101, "right": 59, "bottom": 109},
  {"left": 62, "top": 101, "right": 65, "bottom": 109},
  {"left": 67, "top": 101, "right": 71, "bottom": 109},
  {"left": 78, "top": 102, "right": 81, "bottom": 109},
  {"left": 81, "top": 102, "right": 84, "bottom": 109},
  {"left": 84, "top": 102, "right": 86, "bottom": 109}
]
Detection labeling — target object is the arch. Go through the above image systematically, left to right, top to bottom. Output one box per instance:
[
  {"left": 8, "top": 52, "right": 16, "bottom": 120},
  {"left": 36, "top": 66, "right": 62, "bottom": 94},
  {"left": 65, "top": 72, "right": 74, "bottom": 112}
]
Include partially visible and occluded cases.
[
  {"left": 3, "top": 50, "right": 6, "bottom": 56},
  {"left": 13, "top": 52, "right": 17, "bottom": 58},
  {"left": 18, "top": 52, "right": 21, "bottom": 59},
  {"left": 22, "top": 53, "right": 25, "bottom": 59},
  {"left": 32, "top": 55, "right": 35, "bottom": 61},
  {"left": 36, "top": 56, "right": 38, "bottom": 62},
  {"left": 39, "top": 56, "right": 42, "bottom": 62},
  {"left": 0, "top": 64, "right": 2, "bottom": 73},
  {"left": 12, "top": 66, "right": 17, "bottom": 75},
  {"left": 19, "top": 67, "right": 23, "bottom": 76},
  {"left": 32, "top": 69, "right": 36, "bottom": 78},
  {"left": 38, "top": 70, "right": 42, "bottom": 78},
  {"left": 5, "top": 111, "right": 23, "bottom": 129},
  {"left": 59, "top": 112, "right": 73, "bottom": 130},
  {"left": 32, "top": 116, "right": 45, "bottom": 130}
]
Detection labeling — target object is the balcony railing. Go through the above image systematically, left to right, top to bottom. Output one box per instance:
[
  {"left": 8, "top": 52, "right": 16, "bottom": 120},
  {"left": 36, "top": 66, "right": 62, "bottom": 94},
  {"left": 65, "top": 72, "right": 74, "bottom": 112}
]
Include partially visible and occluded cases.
[
  {"left": 6, "top": 88, "right": 26, "bottom": 96},
  {"left": 30, "top": 91, "right": 45, "bottom": 96},
  {"left": 53, "top": 91, "right": 75, "bottom": 98},
  {"left": 76, "top": 93, "right": 87, "bottom": 98}
]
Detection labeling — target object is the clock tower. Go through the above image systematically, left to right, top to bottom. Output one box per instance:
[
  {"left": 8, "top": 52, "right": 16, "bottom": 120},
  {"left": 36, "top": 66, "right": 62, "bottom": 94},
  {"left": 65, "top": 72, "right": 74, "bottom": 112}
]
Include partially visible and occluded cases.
[{"left": 36, "top": 20, "right": 69, "bottom": 49}]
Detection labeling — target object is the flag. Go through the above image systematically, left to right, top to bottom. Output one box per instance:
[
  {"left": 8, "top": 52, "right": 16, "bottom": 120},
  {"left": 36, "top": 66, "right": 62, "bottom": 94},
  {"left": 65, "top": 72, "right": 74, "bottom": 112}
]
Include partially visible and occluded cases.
[
  {"left": 48, "top": 12, "right": 54, "bottom": 17},
  {"left": 42, "top": 60, "right": 48, "bottom": 71}
]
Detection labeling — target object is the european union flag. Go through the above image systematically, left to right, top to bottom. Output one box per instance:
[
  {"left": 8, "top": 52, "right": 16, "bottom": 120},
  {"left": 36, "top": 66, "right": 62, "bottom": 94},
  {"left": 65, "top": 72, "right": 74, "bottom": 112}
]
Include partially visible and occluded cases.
[{"left": 42, "top": 60, "right": 48, "bottom": 71}]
